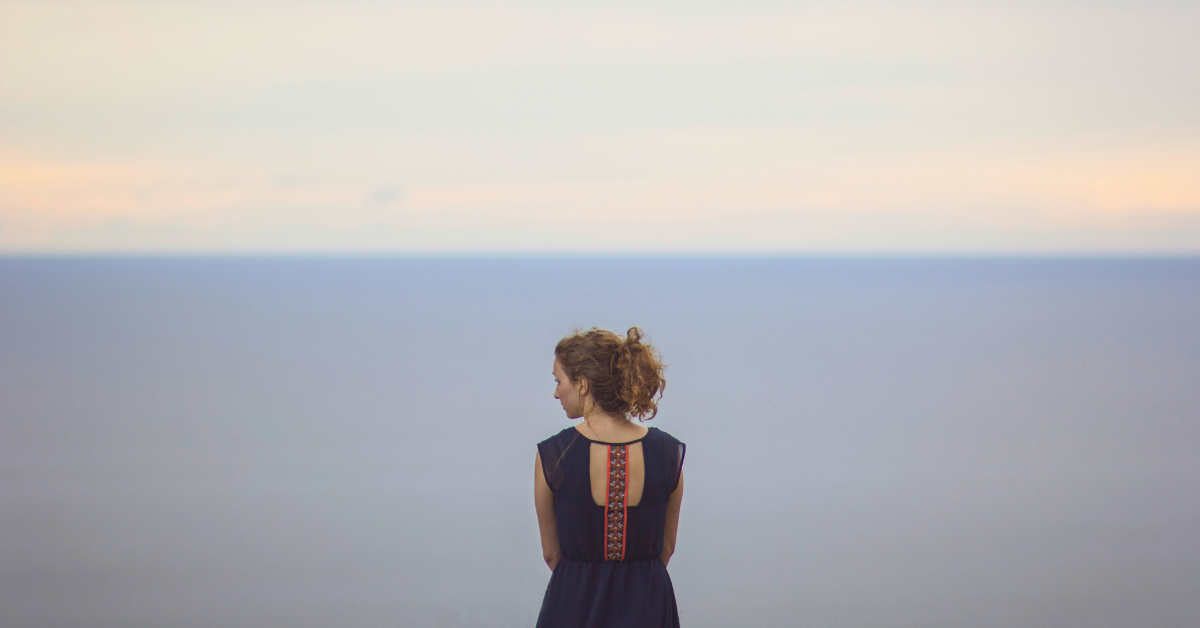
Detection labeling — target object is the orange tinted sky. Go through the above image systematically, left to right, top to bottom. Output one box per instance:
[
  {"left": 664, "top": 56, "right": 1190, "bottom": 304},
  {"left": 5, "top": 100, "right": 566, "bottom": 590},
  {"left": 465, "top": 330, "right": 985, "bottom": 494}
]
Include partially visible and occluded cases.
[{"left": 2, "top": 0, "right": 1198, "bottom": 253}]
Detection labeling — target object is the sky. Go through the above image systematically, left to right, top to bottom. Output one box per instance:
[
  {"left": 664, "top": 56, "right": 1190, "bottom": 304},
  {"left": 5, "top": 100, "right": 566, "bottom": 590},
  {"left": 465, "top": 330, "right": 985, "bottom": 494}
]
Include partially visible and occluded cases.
[{"left": 1, "top": 0, "right": 1198, "bottom": 254}]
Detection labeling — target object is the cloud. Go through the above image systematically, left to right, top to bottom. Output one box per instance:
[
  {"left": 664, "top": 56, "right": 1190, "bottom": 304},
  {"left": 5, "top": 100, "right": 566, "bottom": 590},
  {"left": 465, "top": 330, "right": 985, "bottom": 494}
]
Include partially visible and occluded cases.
[{"left": 366, "top": 187, "right": 403, "bottom": 206}]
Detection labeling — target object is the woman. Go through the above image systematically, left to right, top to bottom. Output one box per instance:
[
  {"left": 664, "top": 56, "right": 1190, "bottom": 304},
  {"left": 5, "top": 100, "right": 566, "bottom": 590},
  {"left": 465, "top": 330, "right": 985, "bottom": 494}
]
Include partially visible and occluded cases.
[{"left": 534, "top": 327, "right": 686, "bottom": 627}]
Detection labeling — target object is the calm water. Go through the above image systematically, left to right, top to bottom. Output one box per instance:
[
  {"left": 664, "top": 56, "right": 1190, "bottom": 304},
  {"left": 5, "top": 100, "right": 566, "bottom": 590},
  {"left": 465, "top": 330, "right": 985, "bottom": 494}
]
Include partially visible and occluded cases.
[{"left": 1, "top": 257, "right": 1198, "bottom": 628}]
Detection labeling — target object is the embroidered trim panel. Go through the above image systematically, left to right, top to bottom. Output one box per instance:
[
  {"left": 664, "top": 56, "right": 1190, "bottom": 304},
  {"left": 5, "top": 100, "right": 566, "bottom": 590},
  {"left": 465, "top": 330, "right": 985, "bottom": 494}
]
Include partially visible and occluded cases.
[{"left": 604, "top": 444, "right": 628, "bottom": 561}]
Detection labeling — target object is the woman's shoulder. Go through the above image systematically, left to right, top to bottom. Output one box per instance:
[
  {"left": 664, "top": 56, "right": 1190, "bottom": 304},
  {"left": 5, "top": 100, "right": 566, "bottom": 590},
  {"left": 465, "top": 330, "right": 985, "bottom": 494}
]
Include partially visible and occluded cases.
[
  {"left": 537, "top": 426, "right": 580, "bottom": 449},
  {"left": 647, "top": 426, "right": 684, "bottom": 447}
]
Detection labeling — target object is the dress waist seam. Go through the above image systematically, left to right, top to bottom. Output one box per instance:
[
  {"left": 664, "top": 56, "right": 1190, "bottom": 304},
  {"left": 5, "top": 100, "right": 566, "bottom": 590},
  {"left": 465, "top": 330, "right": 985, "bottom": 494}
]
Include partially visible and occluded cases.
[{"left": 559, "top": 556, "right": 662, "bottom": 564}]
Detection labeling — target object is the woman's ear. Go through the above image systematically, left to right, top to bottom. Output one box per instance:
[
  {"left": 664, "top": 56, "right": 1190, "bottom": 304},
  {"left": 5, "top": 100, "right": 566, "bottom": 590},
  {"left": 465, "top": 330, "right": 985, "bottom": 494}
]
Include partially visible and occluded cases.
[{"left": 577, "top": 378, "right": 588, "bottom": 397}]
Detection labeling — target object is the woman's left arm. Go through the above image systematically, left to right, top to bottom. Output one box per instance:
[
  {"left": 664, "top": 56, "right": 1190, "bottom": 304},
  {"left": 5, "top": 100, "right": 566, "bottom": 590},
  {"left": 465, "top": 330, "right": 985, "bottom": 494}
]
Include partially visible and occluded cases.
[
  {"left": 534, "top": 452, "right": 561, "bottom": 571},
  {"left": 661, "top": 471, "right": 684, "bottom": 567}
]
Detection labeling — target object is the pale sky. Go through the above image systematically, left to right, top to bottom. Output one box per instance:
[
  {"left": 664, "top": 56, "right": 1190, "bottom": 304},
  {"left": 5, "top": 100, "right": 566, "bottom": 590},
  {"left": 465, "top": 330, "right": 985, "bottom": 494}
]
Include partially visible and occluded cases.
[{"left": 2, "top": 0, "right": 1198, "bottom": 254}]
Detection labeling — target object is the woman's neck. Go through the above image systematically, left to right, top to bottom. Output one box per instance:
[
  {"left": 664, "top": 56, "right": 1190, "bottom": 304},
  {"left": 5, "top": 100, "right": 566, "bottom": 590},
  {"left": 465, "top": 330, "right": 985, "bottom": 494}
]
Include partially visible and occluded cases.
[{"left": 578, "top": 411, "right": 647, "bottom": 442}]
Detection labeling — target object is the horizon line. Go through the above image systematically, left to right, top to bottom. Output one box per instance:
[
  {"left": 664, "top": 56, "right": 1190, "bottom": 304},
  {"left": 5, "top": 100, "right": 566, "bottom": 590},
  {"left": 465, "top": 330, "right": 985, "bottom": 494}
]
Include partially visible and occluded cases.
[{"left": 3, "top": 251, "right": 1199, "bottom": 261}]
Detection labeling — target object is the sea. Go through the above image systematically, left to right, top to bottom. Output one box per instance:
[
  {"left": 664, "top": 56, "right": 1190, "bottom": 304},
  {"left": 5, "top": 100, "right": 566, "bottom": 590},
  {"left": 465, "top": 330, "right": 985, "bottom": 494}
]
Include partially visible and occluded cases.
[{"left": 1, "top": 257, "right": 1197, "bottom": 628}]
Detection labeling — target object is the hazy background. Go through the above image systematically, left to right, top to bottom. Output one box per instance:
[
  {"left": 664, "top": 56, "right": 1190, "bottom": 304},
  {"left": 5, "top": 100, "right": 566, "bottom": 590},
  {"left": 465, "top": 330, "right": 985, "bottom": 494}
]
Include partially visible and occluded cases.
[
  {"left": 2, "top": 0, "right": 1199, "bottom": 253},
  {"left": 3, "top": 1, "right": 1199, "bottom": 626},
  {"left": 2, "top": 257, "right": 1198, "bottom": 627}
]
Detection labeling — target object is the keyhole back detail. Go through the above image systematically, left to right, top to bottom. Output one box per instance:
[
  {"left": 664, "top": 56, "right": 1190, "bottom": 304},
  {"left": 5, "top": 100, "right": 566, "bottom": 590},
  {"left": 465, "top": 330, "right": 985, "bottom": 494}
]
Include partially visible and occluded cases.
[
  {"left": 590, "top": 442, "right": 644, "bottom": 508},
  {"left": 604, "top": 445, "right": 628, "bottom": 560}
]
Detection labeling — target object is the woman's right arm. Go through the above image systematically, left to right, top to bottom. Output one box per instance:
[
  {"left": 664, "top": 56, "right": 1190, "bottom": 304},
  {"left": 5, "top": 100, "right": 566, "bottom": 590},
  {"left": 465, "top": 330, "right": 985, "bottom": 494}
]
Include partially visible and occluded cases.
[
  {"left": 534, "top": 452, "right": 561, "bottom": 571},
  {"left": 661, "top": 471, "right": 684, "bottom": 567}
]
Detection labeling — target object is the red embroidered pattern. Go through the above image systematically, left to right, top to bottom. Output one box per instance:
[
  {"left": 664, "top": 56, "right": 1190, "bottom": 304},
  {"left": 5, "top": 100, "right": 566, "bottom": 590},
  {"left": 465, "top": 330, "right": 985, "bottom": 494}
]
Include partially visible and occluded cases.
[{"left": 604, "top": 445, "right": 628, "bottom": 561}]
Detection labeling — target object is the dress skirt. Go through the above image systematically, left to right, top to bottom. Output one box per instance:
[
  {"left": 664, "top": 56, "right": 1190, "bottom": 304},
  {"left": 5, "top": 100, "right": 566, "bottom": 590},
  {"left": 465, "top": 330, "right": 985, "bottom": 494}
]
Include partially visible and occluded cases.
[{"left": 536, "top": 557, "right": 680, "bottom": 628}]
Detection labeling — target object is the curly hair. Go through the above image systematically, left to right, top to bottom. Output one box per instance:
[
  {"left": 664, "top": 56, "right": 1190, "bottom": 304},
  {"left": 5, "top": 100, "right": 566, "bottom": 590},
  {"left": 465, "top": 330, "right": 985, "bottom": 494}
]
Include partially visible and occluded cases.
[{"left": 555, "top": 326, "right": 666, "bottom": 421}]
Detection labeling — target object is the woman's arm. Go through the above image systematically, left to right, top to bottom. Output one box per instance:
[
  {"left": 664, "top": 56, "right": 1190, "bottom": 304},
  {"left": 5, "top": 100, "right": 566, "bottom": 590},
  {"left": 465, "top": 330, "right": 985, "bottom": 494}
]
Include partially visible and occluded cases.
[
  {"left": 534, "top": 452, "right": 561, "bottom": 571},
  {"left": 661, "top": 471, "right": 684, "bottom": 567}
]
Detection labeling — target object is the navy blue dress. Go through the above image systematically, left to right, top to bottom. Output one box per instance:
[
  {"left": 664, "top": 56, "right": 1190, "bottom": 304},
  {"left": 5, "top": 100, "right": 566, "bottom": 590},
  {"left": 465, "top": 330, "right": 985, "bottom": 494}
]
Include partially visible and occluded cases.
[{"left": 536, "top": 426, "right": 686, "bottom": 628}]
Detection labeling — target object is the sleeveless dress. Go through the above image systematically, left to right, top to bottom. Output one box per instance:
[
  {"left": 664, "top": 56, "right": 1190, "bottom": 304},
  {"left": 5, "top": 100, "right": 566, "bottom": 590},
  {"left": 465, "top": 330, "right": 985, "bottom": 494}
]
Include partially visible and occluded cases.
[{"left": 536, "top": 426, "right": 686, "bottom": 628}]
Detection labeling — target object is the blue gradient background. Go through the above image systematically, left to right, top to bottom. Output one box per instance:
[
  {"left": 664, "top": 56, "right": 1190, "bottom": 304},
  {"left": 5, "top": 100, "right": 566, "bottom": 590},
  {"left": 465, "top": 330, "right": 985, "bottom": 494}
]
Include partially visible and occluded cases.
[{"left": 2, "top": 257, "right": 1198, "bottom": 627}]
